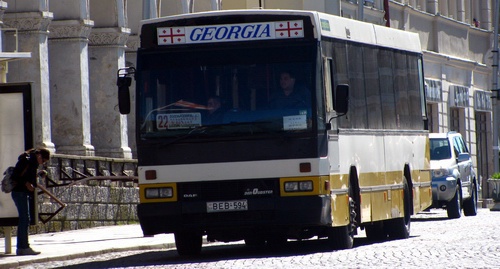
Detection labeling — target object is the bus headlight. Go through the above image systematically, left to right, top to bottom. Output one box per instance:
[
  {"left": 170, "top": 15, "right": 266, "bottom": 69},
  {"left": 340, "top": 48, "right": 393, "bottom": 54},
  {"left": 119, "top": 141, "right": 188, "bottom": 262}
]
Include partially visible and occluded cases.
[
  {"left": 284, "top": 180, "right": 313, "bottom": 192},
  {"left": 145, "top": 187, "right": 173, "bottom": 199}
]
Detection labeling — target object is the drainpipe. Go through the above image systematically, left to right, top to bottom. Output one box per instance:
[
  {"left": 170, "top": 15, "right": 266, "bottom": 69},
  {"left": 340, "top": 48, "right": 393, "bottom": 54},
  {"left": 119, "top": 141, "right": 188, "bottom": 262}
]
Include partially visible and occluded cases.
[
  {"left": 143, "top": 0, "right": 158, "bottom": 19},
  {"left": 211, "top": 0, "right": 220, "bottom": 10},
  {"left": 358, "top": 0, "right": 364, "bottom": 21},
  {"left": 384, "top": 0, "right": 390, "bottom": 27},
  {"left": 493, "top": 0, "right": 500, "bottom": 175},
  {"left": 0, "top": 62, "right": 7, "bottom": 83}
]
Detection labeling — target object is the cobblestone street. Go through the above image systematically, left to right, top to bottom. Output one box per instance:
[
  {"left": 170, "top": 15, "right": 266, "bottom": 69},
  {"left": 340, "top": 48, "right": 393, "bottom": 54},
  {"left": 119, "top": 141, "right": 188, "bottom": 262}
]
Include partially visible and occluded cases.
[{"left": 16, "top": 208, "right": 500, "bottom": 269}]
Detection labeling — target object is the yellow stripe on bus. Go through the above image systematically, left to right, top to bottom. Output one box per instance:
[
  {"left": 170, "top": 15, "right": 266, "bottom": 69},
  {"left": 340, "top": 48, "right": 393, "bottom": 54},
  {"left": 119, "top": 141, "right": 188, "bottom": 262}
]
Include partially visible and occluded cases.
[{"left": 329, "top": 169, "right": 432, "bottom": 224}]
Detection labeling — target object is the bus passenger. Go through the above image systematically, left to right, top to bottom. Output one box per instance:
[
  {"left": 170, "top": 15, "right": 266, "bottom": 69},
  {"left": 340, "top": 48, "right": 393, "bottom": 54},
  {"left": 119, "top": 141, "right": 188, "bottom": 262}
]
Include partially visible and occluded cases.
[
  {"left": 268, "top": 70, "right": 311, "bottom": 109},
  {"left": 204, "top": 96, "right": 224, "bottom": 124}
]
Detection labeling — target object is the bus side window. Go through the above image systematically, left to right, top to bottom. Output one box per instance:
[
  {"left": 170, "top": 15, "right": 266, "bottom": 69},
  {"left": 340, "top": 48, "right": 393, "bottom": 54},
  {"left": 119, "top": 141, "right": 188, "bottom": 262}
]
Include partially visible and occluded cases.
[
  {"left": 324, "top": 57, "right": 334, "bottom": 112},
  {"left": 324, "top": 57, "right": 348, "bottom": 115},
  {"left": 335, "top": 85, "right": 349, "bottom": 114}
]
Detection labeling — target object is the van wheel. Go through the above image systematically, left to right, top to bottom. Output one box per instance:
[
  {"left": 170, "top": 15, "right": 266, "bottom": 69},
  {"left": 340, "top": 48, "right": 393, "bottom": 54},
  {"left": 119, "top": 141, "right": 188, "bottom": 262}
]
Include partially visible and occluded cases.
[
  {"left": 463, "top": 182, "right": 478, "bottom": 216},
  {"left": 447, "top": 186, "right": 462, "bottom": 219},
  {"left": 174, "top": 230, "right": 202, "bottom": 256}
]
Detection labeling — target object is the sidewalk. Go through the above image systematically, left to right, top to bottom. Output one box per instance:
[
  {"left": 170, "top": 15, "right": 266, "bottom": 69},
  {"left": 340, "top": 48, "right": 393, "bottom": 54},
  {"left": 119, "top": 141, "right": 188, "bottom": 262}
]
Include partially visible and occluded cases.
[{"left": 0, "top": 225, "right": 176, "bottom": 269}]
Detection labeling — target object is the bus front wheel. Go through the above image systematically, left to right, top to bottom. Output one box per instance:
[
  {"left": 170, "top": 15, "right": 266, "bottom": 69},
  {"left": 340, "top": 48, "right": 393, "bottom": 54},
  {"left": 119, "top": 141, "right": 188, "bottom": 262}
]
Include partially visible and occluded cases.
[{"left": 174, "top": 230, "right": 202, "bottom": 256}]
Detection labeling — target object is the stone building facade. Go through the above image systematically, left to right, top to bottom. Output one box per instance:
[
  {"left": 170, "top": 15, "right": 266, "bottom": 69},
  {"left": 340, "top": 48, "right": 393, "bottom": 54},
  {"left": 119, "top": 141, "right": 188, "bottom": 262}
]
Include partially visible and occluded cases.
[{"left": 0, "top": 0, "right": 496, "bottom": 198}]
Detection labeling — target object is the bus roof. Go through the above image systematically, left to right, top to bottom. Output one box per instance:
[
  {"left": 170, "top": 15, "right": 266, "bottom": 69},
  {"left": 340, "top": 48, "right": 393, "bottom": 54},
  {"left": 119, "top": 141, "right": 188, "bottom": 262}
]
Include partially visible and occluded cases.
[
  {"left": 141, "top": 9, "right": 422, "bottom": 53},
  {"left": 316, "top": 12, "right": 422, "bottom": 52}
]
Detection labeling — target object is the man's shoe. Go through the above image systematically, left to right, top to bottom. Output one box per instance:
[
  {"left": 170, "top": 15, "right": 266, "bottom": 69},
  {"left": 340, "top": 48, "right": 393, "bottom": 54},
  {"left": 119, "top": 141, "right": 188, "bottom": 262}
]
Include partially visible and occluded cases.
[{"left": 16, "top": 248, "right": 41, "bottom": 256}]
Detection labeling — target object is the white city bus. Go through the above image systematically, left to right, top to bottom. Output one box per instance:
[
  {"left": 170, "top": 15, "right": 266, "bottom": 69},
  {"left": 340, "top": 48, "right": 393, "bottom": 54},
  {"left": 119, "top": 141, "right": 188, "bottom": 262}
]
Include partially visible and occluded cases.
[{"left": 117, "top": 9, "right": 432, "bottom": 255}]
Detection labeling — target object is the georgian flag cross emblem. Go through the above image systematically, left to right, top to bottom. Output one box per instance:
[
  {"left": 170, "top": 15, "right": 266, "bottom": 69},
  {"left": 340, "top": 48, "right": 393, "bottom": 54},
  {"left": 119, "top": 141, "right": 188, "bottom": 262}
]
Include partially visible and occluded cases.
[
  {"left": 275, "top": 21, "right": 304, "bottom": 38},
  {"left": 158, "top": 27, "right": 186, "bottom": 45}
]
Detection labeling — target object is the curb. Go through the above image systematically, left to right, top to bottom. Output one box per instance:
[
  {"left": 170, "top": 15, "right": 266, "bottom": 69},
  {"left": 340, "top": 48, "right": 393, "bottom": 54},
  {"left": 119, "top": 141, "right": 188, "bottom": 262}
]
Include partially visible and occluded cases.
[{"left": 1, "top": 238, "right": 212, "bottom": 269}]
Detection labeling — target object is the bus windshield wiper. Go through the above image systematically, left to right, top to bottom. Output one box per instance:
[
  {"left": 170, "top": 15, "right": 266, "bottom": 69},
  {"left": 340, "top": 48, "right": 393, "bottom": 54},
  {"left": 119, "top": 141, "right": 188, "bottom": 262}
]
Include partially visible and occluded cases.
[{"left": 158, "top": 124, "right": 225, "bottom": 146}]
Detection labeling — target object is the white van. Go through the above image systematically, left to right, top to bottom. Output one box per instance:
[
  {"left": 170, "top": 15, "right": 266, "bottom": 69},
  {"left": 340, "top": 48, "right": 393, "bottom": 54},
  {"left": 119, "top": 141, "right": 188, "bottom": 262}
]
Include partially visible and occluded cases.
[{"left": 429, "top": 132, "right": 478, "bottom": 219}]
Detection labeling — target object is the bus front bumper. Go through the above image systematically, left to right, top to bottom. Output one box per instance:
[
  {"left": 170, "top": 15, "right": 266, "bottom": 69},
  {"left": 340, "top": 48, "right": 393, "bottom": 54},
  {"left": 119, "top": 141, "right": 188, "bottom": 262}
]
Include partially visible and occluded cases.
[{"left": 138, "top": 195, "right": 332, "bottom": 236}]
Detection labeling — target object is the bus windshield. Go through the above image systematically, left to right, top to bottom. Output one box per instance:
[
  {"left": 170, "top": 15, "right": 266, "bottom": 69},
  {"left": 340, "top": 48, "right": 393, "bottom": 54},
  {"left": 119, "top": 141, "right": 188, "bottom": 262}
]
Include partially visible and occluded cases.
[{"left": 137, "top": 44, "right": 316, "bottom": 140}]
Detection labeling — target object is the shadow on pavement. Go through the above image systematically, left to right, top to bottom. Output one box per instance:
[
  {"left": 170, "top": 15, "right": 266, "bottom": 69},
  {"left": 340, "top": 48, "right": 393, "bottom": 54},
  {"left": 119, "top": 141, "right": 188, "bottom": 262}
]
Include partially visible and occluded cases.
[
  {"left": 411, "top": 211, "right": 449, "bottom": 222},
  {"left": 50, "top": 237, "right": 391, "bottom": 269}
]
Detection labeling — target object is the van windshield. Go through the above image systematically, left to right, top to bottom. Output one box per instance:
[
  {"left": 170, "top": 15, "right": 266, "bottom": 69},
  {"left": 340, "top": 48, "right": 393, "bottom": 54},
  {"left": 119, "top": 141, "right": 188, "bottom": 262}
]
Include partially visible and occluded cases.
[{"left": 430, "top": 138, "right": 452, "bottom": 160}]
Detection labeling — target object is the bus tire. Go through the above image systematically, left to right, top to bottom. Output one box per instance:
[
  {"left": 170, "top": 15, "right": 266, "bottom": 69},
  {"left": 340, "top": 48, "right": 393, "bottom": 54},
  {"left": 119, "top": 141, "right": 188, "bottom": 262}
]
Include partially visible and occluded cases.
[
  {"left": 387, "top": 177, "right": 411, "bottom": 239},
  {"left": 463, "top": 182, "right": 478, "bottom": 216},
  {"left": 446, "top": 185, "right": 462, "bottom": 219},
  {"left": 328, "top": 196, "right": 356, "bottom": 250},
  {"left": 365, "top": 222, "right": 387, "bottom": 241},
  {"left": 174, "top": 230, "right": 202, "bottom": 256},
  {"left": 266, "top": 235, "right": 287, "bottom": 249},
  {"left": 245, "top": 236, "right": 266, "bottom": 247}
]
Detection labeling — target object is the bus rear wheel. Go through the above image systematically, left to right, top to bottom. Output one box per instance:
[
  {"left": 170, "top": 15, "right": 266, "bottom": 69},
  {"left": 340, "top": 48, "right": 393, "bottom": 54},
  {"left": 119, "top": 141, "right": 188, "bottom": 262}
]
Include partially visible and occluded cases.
[
  {"left": 386, "top": 177, "right": 411, "bottom": 239},
  {"left": 328, "top": 196, "right": 356, "bottom": 250},
  {"left": 365, "top": 221, "right": 388, "bottom": 241},
  {"left": 174, "top": 230, "right": 202, "bottom": 256}
]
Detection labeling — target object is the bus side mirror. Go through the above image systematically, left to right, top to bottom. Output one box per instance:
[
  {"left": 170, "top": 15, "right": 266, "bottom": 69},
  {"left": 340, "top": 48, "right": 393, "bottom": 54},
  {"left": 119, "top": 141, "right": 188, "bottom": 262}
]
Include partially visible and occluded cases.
[
  {"left": 117, "top": 67, "right": 135, "bottom": 115},
  {"left": 117, "top": 76, "right": 131, "bottom": 114},
  {"left": 334, "top": 84, "right": 349, "bottom": 114}
]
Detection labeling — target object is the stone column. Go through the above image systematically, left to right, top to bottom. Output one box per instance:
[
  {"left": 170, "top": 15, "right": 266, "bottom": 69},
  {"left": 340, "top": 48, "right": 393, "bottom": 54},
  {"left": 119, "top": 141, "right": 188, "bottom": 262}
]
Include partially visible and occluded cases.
[
  {"left": 86, "top": 0, "right": 132, "bottom": 158},
  {"left": 123, "top": 0, "right": 156, "bottom": 159},
  {"left": 143, "top": 0, "right": 158, "bottom": 18},
  {"left": 181, "top": 0, "right": 193, "bottom": 13},
  {"left": 426, "top": 0, "right": 438, "bottom": 15},
  {"left": 457, "top": 0, "right": 465, "bottom": 22},
  {"left": 481, "top": 0, "right": 493, "bottom": 30},
  {"left": 0, "top": 2, "right": 8, "bottom": 83},
  {"left": 3, "top": 11, "right": 56, "bottom": 152},
  {"left": 48, "top": 20, "right": 95, "bottom": 156},
  {"left": 88, "top": 27, "right": 131, "bottom": 158}
]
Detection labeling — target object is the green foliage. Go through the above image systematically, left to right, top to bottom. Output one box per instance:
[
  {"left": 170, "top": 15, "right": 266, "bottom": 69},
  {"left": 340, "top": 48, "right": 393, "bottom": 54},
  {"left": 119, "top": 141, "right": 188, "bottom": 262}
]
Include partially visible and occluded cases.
[{"left": 492, "top": 172, "right": 500, "bottom": 179}]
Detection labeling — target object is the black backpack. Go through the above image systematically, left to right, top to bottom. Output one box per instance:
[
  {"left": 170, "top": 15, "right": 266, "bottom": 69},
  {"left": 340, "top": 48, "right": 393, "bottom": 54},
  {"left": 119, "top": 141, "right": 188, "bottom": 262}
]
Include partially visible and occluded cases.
[
  {"left": 1, "top": 153, "right": 30, "bottom": 193},
  {"left": 1, "top": 166, "right": 16, "bottom": 193}
]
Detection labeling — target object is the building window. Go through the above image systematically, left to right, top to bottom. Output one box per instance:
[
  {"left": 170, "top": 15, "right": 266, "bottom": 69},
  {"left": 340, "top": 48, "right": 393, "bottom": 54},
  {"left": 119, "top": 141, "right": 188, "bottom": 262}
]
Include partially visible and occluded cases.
[
  {"left": 427, "top": 103, "right": 438, "bottom": 133},
  {"left": 449, "top": 107, "right": 462, "bottom": 134}
]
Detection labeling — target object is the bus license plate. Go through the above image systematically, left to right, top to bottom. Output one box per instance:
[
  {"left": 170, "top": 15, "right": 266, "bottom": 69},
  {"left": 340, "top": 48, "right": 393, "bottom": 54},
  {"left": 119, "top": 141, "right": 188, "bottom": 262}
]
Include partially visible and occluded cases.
[{"left": 207, "top": 200, "right": 248, "bottom": 213}]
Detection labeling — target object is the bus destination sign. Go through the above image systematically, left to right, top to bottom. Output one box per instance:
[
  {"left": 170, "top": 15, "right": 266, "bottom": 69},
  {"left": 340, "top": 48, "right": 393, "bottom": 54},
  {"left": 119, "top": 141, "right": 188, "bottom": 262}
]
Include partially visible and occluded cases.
[{"left": 157, "top": 20, "right": 304, "bottom": 45}]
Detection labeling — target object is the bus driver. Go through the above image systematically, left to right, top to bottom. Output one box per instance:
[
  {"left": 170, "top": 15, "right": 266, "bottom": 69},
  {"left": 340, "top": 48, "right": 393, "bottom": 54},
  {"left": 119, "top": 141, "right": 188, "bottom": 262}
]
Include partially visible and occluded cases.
[{"left": 269, "top": 70, "right": 311, "bottom": 109}]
